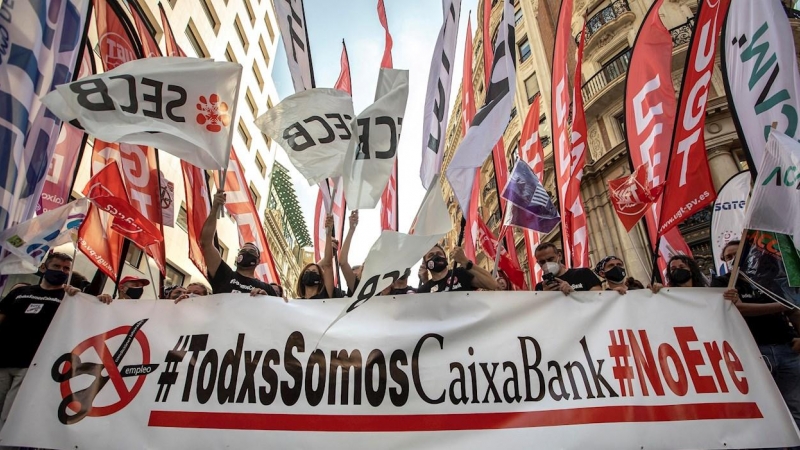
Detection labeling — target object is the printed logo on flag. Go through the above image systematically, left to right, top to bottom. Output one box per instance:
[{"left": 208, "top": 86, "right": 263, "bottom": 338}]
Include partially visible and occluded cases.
[
  {"left": 99, "top": 32, "right": 136, "bottom": 69},
  {"left": 196, "top": 94, "right": 231, "bottom": 133},
  {"left": 51, "top": 319, "right": 157, "bottom": 425}
]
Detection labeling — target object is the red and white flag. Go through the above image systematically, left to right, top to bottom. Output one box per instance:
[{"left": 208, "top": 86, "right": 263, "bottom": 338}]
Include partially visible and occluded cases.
[
  {"left": 377, "top": 0, "right": 393, "bottom": 69},
  {"left": 551, "top": 0, "right": 575, "bottom": 267},
  {"left": 625, "top": 0, "right": 693, "bottom": 276},
  {"left": 658, "top": 0, "right": 729, "bottom": 236},
  {"left": 378, "top": 2, "right": 399, "bottom": 231},
  {"left": 462, "top": 15, "right": 479, "bottom": 261},
  {"left": 565, "top": 24, "right": 589, "bottom": 268},
  {"left": 519, "top": 94, "right": 543, "bottom": 284},
  {"left": 608, "top": 163, "right": 664, "bottom": 232},
  {"left": 477, "top": 218, "right": 525, "bottom": 289}
]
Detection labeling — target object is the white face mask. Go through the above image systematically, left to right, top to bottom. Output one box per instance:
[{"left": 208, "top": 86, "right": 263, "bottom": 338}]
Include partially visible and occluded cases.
[{"left": 544, "top": 262, "right": 561, "bottom": 275}]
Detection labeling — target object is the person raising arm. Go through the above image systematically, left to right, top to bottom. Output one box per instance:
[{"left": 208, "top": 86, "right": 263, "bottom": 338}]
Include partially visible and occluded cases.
[{"left": 339, "top": 211, "right": 362, "bottom": 294}]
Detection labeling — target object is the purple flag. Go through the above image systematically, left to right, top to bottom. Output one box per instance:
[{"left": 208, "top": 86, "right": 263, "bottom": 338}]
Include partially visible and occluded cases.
[{"left": 502, "top": 160, "right": 560, "bottom": 233}]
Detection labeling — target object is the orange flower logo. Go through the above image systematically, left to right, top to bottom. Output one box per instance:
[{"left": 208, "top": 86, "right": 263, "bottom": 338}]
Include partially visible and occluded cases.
[{"left": 196, "top": 94, "right": 230, "bottom": 133}]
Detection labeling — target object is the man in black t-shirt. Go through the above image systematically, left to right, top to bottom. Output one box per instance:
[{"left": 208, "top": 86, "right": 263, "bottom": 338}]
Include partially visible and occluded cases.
[
  {"left": 200, "top": 191, "right": 278, "bottom": 297},
  {"left": 533, "top": 243, "right": 602, "bottom": 294},
  {"left": 417, "top": 245, "right": 498, "bottom": 293},
  {"left": 0, "top": 252, "right": 112, "bottom": 432},
  {"left": 595, "top": 256, "right": 645, "bottom": 294},
  {"left": 388, "top": 269, "right": 417, "bottom": 295}
]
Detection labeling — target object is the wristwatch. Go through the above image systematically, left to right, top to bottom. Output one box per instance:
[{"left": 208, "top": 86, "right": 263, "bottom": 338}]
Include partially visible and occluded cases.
[{"left": 465, "top": 260, "right": 474, "bottom": 271}]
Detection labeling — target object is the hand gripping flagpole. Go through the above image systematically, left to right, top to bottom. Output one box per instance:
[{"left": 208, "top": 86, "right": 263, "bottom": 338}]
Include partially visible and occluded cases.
[
  {"left": 326, "top": 179, "right": 343, "bottom": 292},
  {"left": 446, "top": 216, "right": 467, "bottom": 291}
]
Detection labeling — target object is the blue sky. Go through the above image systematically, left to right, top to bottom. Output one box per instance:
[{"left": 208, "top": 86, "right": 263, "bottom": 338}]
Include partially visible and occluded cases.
[{"left": 271, "top": 0, "right": 480, "bottom": 271}]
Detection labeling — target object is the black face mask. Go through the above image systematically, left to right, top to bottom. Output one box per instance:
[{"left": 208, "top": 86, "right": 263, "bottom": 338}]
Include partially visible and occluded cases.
[
  {"left": 236, "top": 251, "right": 259, "bottom": 269},
  {"left": 426, "top": 255, "right": 448, "bottom": 273},
  {"left": 605, "top": 266, "right": 627, "bottom": 283},
  {"left": 670, "top": 268, "right": 692, "bottom": 285},
  {"left": 44, "top": 269, "right": 68, "bottom": 286},
  {"left": 302, "top": 271, "right": 321, "bottom": 286},
  {"left": 126, "top": 287, "right": 144, "bottom": 299}
]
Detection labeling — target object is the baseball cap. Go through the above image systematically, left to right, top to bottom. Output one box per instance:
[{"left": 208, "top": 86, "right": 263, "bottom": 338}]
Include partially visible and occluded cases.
[{"left": 119, "top": 276, "right": 151, "bottom": 287}]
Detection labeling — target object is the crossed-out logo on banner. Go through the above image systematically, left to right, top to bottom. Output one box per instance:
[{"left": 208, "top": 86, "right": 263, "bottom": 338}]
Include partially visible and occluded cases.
[{"left": 51, "top": 319, "right": 158, "bottom": 425}]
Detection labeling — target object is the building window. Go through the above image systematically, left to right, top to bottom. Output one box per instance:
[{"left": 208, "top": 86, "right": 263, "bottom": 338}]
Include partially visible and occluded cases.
[
  {"left": 168, "top": 0, "right": 177, "bottom": 7},
  {"left": 200, "top": 0, "right": 220, "bottom": 34},
  {"left": 244, "top": 0, "right": 256, "bottom": 25},
  {"left": 130, "top": 1, "right": 158, "bottom": 38},
  {"left": 514, "top": 8, "right": 523, "bottom": 26},
  {"left": 265, "top": 12, "right": 276, "bottom": 42},
  {"left": 234, "top": 16, "right": 249, "bottom": 51},
  {"left": 185, "top": 20, "right": 209, "bottom": 58},
  {"left": 258, "top": 36, "right": 271, "bottom": 68},
  {"left": 518, "top": 36, "right": 531, "bottom": 63},
  {"left": 224, "top": 44, "right": 236, "bottom": 63},
  {"left": 252, "top": 62, "right": 264, "bottom": 90},
  {"left": 525, "top": 73, "right": 539, "bottom": 103},
  {"left": 245, "top": 89, "right": 257, "bottom": 117},
  {"left": 615, "top": 112, "right": 626, "bottom": 137},
  {"left": 238, "top": 119, "right": 252, "bottom": 148},
  {"left": 262, "top": 132, "right": 272, "bottom": 147},
  {"left": 509, "top": 141, "right": 520, "bottom": 167},
  {"left": 255, "top": 152, "right": 267, "bottom": 177},
  {"left": 249, "top": 182, "right": 261, "bottom": 209},
  {"left": 268, "top": 192, "right": 278, "bottom": 210},
  {"left": 177, "top": 203, "right": 188, "bottom": 232},
  {"left": 215, "top": 240, "right": 228, "bottom": 261},
  {"left": 125, "top": 245, "right": 143, "bottom": 267},
  {"left": 165, "top": 263, "right": 185, "bottom": 287}
]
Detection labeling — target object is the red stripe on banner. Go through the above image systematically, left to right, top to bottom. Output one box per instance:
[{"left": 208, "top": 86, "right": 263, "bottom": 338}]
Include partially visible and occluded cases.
[{"left": 149, "top": 402, "right": 762, "bottom": 432}]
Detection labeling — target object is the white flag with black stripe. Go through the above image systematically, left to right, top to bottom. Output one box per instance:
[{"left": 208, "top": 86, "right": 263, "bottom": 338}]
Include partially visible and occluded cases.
[
  {"left": 275, "top": 0, "right": 314, "bottom": 92},
  {"left": 419, "top": 0, "right": 462, "bottom": 189},
  {"left": 445, "top": 0, "right": 516, "bottom": 213}
]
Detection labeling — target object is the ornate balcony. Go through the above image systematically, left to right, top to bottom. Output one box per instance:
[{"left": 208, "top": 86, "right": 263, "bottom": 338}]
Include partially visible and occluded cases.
[
  {"left": 585, "top": 0, "right": 633, "bottom": 41},
  {"left": 670, "top": 18, "right": 695, "bottom": 47},
  {"left": 581, "top": 49, "right": 631, "bottom": 104}
]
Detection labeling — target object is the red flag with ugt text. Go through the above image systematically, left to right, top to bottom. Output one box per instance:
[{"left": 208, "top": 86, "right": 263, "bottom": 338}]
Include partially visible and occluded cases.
[
  {"left": 658, "top": 0, "right": 729, "bottom": 237},
  {"left": 520, "top": 94, "right": 544, "bottom": 284},
  {"left": 216, "top": 149, "right": 279, "bottom": 284},
  {"left": 609, "top": 163, "right": 664, "bottom": 232},
  {"left": 477, "top": 218, "right": 525, "bottom": 289}
]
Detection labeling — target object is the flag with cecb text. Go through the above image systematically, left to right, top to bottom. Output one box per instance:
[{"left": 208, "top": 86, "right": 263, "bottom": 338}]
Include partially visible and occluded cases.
[{"left": 42, "top": 57, "right": 243, "bottom": 170}]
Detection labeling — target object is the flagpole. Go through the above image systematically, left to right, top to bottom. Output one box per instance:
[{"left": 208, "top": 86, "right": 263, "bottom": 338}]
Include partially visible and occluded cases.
[
  {"left": 154, "top": 150, "right": 166, "bottom": 298},
  {"left": 326, "top": 179, "right": 343, "bottom": 291},
  {"left": 65, "top": 233, "right": 80, "bottom": 289},
  {"left": 112, "top": 239, "right": 131, "bottom": 298},
  {"left": 145, "top": 254, "right": 159, "bottom": 299}
]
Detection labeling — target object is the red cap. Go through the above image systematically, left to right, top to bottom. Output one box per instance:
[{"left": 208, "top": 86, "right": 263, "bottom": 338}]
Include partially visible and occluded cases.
[{"left": 119, "top": 276, "right": 151, "bottom": 287}]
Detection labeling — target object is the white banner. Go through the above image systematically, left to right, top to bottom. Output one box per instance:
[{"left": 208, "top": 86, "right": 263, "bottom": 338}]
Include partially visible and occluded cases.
[
  {"left": 274, "top": 0, "right": 314, "bottom": 92},
  {"left": 419, "top": 0, "right": 462, "bottom": 189},
  {"left": 723, "top": 0, "right": 800, "bottom": 173},
  {"left": 43, "top": 57, "right": 242, "bottom": 170},
  {"left": 344, "top": 68, "right": 409, "bottom": 209},
  {"left": 255, "top": 88, "right": 354, "bottom": 186},
  {"left": 710, "top": 171, "right": 750, "bottom": 275},
  {"left": 2, "top": 289, "right": 799, "bottom": 449}
]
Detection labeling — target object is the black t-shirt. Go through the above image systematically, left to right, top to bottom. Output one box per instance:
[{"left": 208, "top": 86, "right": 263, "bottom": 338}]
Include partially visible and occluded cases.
[
  {"left": 210, "top": 261, "right": 277, "bottom": 296},
  {"left": 418, "top": 268, "right": 475, "bottom": 293},
  {"left": 535, "top": 268, "right": 602, "bottom": 292},
  {"left": 711, "top": 274, "right": 797, "bottom": 345},
  {"left": 0, "top": 285, "right": 66, "bottom": 368},
  {"left": 306, "top": 287, "right": 345, "bottom": 299},
  {"left": 389, "top": 287, "right": 417, "bottom": 295}
]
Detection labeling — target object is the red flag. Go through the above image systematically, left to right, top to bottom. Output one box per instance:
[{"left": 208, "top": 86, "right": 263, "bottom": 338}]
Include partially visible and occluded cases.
[
  {"left": 377, "top": 0, "right": 393, "bottom": 69},
  {"left": 378, "top": 0, "right": 398, "bottom": 231},
  {"left": 482, "top": 0, "right": 493, "bottom": 87},
  {"left": 551, "top": 0, "right": 575, "bottom": 268},
  {"left": 624, "top": 0, "right": 692, "bottom": 276},
  {"left": 658, "top": 0, "right": 729, "bottom": 237},
  {"left": 129, "top": 4, "right": 161, "bottom": 57},
  {"left": 160, "top": 4, "right": 211, "bottom": 276},
  {"left": 462, "top": 15, "right": 479, "bottom": 261},
  {"left": 564, "top": 23, "right": 590, "bottom": 268},
  {"left": 334, "top": 41, "right": 352, "bottom": 95},
  {"left": 520, "top": 94, "right": 544, "bottom": 284},
  {"left": 216, "top": 149, "right": 280, "bottom": 283},
  {"left": 85, "top": 162, "right": 164, "bottom": 250},
  {"left": 609, "top": 163, "right": 664, "bottom": 231},
  {"left": 477, "top": 218, "right": 525, "bottom": 289}
]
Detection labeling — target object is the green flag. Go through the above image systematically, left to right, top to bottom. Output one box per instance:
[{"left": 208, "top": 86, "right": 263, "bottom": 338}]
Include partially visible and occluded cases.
[{"left": 776, "top": 233, "right": 800, "bottom": 288}]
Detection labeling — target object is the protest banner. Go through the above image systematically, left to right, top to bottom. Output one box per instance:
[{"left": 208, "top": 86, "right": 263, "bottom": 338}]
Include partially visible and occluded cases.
[{"left": 2, "top": 289, "right": 798, "bottom": 449}]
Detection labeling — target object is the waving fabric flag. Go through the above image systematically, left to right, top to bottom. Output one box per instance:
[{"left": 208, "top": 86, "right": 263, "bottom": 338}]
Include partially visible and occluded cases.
[
  {"left": 0, "top": 0, "right": 91, "bottom": 239},
  {"left": 275, "top": 0, "right": 314, "bottom": 92},
  {"left": 377, "top": 0, "right": 394, "bottom": 69},
  {"left": 420, "top": 0, "right": 462, "bottom": 189},
  {"left": 446, "top": 0, "right": 516, "bottom": 214},
  {"left": 658, "top": 0, "right": 730, "bottom": 237},
  {"left": 377, "top": 2, "right": 399, "bottom": 231},
  {"left": 461, "top": 15, "right": 479, "bottom": 261},
  {"left": 566, "top": 24, "right": 590, "bottom": 268},
  {"left": 520, "top": 94, "right": 544, "bottom": 283},
  {"left": 502, "top": 161, "right": 560, "bottom": 234},
  {"left": 609, "top": 163, "right": 663, "bottom": 232},
  {"left": 0, "top": 198, "right": 89, "bottom": 274},
  {"left": 477, "top": 218, "right": 525, "bottom": 289}
]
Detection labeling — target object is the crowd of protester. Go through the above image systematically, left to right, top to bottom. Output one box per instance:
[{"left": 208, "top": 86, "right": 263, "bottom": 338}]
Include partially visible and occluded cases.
[{"left": 0, "top": 190, "right": 798, "bottom": 434}]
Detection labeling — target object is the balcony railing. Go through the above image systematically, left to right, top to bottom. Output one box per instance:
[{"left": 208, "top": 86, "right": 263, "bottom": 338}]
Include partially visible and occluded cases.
[
  {"left": 585, "top": 0, "right": 632, "bottom": 41},
  {"left": 670, "top": 18, "right": 695, "bottom": 47},
  {"left": 581, "top": 49, "right": 631, "bottom": 104}
]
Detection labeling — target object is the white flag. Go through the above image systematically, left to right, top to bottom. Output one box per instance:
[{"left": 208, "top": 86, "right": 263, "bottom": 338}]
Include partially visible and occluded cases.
[
  {"left": 275, "top": 0, "right": 314, "bottom": 92},
  {"left": 420, "top": 0, "right": 462, "bottom": 189},
  {"left": 445, "top": 0, "right": 516, "bottom": 213},
  {"left": 723, "top": 0, "right": 800, "bottom": 173},
  {"left": 42, "top": 57, "right": 243, "bottom": 170},
  {"left": 343, "top": 69, "right": 409, "bottom": 209},
  {"left": 255, "top": 88, "right": 354, "bottom": 186},
  {"left": 744, "top": 131, "right": 800, "bottom": 245},
  {"left": 710, "top": 171, "right": 750, "bottom": 275},
  {"left": 0, "top": 198, "right": 89, "bottom": 274}
]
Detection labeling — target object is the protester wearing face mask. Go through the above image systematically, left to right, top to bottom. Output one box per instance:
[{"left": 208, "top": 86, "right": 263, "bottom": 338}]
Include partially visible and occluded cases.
[
  {"left": 201, "top": 192, "right": 278, "bottom": 297},
  {"left": 297, "top": 214, "right": 339, "bottom": 299},
  {"left": 710, "top": 240, "right": 800, "bottom": 429},
  {"left": 533, "top": 243, "right": 602, "bottom": 294},
  {"left": 417, "top": 244, "right": 498, "bottom": 293},
  {"left": 0, "top": 252, "right": 112, "bottom": 433},
  {"left": 666, "top": 255, "right": 707, "bottom": 287},
  {"left": 595, "top": 256, "right": 645, "bottom": 295},
  {"left": 389, "top": 269, "right": 417, "bottom": 295},
  {"left": 118, "top": 276, "right": 150, "bottom": 300}
]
